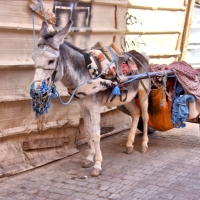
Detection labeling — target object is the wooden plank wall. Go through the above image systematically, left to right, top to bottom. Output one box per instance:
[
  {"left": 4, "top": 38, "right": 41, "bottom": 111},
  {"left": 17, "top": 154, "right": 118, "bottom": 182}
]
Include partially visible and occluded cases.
[{"left": 0, "top": 0, "right": 189, "bottom": 176}]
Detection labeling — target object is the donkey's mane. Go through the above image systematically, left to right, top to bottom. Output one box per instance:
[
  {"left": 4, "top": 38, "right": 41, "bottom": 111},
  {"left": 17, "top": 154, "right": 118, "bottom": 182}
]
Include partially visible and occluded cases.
[
  {"left": 62, "top": 41, "right": 92, "bottom": 66},
  {"left": 64, "top": 41, "right": 85, "bottom": 54},
  {"left": 127, "top": 50, "right": 148, "bottom": 65}
]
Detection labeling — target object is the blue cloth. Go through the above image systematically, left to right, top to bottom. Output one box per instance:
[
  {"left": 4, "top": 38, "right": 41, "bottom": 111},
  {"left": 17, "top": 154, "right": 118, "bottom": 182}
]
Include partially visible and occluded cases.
[
  {"left": 30, "top": 80, "right": 57, "bottom": 119},
  {"left": 173, "top": 81, "right": 184, "bottom": 98},
  {"left": 171, "top": 94, "right": 195, "bottom": 128}
]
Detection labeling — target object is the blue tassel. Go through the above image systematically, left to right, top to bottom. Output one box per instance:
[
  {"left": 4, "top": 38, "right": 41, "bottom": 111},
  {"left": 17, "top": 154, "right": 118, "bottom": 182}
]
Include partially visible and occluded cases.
[
  {"left": 30, "top": 80, "right": 57, "bottom": 119},
  {"left": 112, "top": 85, "right": 121, "bottom": 96}
]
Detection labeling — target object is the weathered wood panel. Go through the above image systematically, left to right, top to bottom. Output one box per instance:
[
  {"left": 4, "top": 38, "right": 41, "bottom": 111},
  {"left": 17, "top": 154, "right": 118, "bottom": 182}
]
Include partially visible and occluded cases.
[
  {"left": 0, "top": 0, "right": 53, "bottom": 26},
  {"left": 0, "top": 0, "right": 187, "bottom": 65},
  {"left": 94, "top": 0, "right": 185, "bottom": 10},
  {"left": 130, "top": 0, "right": 185, "bottom": 10},
  {"left": 118, "top": 8, "right": 185, "bottom": 32},
  {"left": 0, "top": 29, "right": 33, "bottom": 62},
  {"left": 0, "top": 31, "right": 182, "bottom": 66},
  {"left": 0, "top": 68, "right": 68, "bottom": 101},
  {"left": 0, "top": 98, "right": 80, "bottom": 138},
  {"left": 0, "top": 126, "right": 79, "bottom": 177},
  {"left": 23, "top": 137, "right": 70, "bottom": 150}
]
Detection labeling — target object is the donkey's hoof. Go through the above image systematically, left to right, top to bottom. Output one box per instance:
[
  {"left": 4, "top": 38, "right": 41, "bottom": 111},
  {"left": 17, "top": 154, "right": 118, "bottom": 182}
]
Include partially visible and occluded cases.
[
  {"left": 126, "top": 146, "right": 134, "bottom": 154},
  {"left": 141, "top": 146, "right": 148, "bottom": 153},
  {"left": 82, "top": 161, "right": 93, "bottom": 168},
  {"left": 91, "top": 168, "right": 102, "bottom": 177}
]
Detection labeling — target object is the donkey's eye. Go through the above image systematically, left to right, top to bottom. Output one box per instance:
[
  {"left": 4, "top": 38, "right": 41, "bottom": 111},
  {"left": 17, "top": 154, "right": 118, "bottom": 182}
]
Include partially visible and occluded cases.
[{"left": 48, "top": 60, "right": 55, "bottom": 65}]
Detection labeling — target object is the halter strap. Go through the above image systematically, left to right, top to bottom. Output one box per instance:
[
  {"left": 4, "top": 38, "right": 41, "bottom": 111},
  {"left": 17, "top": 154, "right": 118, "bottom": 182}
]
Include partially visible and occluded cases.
[{"left": 33, "top": 58, "right": 59, "bottom": 85}]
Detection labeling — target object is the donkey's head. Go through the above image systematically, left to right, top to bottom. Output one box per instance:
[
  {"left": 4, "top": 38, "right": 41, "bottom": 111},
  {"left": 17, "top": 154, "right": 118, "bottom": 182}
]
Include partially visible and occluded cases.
[{"left": 32, "top": 20, "right": 73, "bottom": 87}]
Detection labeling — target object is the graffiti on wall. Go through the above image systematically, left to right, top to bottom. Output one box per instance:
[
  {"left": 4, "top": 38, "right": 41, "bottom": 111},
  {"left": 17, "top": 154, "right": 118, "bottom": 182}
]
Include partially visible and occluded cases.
[
  {"left": 122, "top": 12, "right": 147, "bottom": 52},
  {"left": 124, "top": 12, "right": 142, "bottom": 26},
  {"left": 120, "top": 36, "right": 146, "bottom": 52}
]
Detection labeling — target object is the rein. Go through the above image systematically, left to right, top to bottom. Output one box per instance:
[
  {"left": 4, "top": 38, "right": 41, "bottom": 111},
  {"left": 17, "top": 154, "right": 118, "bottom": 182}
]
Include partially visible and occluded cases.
[{"left": 56, "top": 59, "right": 115, "bottom": 105}]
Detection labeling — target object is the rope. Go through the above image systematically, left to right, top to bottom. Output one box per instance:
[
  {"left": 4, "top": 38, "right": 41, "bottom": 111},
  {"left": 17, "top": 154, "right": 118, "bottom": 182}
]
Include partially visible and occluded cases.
[
  {"left": 30, "top": 0, "right": 47, "bottom": 50},
  {"left": 55, "top": 60, "right": 114, "bottom": 105},
  {"left": 161, "top": 71, "right": 171, "bottom": 106},
  {"left": 111, "top": 72, "right": 147, "bottom": 96},
  {"left": 122, "top": 73, "right": 147, "bottom": 85}
]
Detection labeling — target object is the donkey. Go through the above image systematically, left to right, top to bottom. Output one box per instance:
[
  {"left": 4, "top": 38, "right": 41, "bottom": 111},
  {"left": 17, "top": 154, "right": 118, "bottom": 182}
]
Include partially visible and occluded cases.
[{"left": 32, "top": 20, "right": 151, "bottom": 177}]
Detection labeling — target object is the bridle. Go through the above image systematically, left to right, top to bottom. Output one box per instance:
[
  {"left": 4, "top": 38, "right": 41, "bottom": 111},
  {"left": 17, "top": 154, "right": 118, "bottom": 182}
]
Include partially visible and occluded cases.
[
  {"left": 30, "top": 44, "right": 60, "bottom": 119},
  {"left": 33, "top": 44, "right": 60, "bottom": 87}
]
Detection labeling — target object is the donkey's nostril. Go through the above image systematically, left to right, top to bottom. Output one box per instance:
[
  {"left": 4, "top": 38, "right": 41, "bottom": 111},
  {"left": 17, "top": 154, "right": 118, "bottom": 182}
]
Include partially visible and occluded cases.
[
  {"left": 48, "top": 60, "right": 55, "bottom": 65},
  {"left": 42, "top": 92, "right": 48, "bottom": 98}
]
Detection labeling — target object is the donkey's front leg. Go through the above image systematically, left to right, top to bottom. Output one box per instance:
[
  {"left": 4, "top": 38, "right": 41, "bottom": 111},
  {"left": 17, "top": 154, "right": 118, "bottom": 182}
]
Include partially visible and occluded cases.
[
  {"left": 80, "top": 101, "right": 102, "bottom": 177},
  {"left": 90, "top": 129, "right": 102, "bottom": 177},
  {"left": 82, "top": 139, "right": 95, "bottom": 168}
]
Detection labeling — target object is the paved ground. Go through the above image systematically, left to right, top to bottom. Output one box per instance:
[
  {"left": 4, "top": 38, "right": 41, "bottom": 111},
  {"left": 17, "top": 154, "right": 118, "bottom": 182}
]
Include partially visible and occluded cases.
[{"left": 1, "top": 123, "right": 200, "bottom": 200}]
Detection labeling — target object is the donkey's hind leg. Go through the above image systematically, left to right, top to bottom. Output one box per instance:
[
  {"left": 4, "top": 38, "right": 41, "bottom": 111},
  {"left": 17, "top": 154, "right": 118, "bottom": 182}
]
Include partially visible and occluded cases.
[
  {"left": 138, "top": 81, "right": 149, "bottom": 153},
  {"left": 124, "top": 100, "right": 141, "bottom": 154}
]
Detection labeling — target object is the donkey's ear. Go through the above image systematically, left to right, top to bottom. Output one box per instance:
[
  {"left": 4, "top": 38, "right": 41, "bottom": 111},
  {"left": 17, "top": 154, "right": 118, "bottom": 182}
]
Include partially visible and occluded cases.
[
  {"left": 53, "top": 20, "right": 73, "bottom": 45},
  {"left": 40, "top": 21, "right": 49, "bottom": 37}
]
